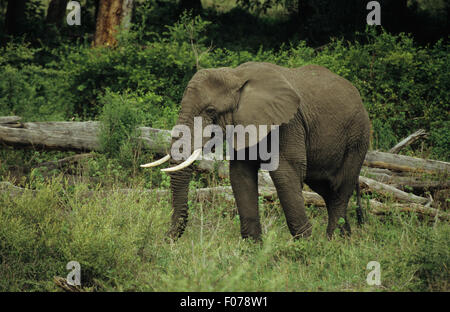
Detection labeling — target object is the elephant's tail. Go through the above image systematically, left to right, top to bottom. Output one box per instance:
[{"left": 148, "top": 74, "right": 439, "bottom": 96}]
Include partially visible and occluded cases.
[{"left": 355, "top": 181, "right": 364, "bottom": 225}]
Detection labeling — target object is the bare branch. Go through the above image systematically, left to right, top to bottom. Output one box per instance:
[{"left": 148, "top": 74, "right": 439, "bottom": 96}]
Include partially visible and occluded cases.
[{"left": 389, "top": 129, "right": 427, "bottom": 154}]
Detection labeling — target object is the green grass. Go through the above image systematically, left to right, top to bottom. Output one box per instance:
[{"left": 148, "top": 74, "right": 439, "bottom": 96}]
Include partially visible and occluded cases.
[{"left": 1, "top": 173, "right": 448, "bottom": 292}]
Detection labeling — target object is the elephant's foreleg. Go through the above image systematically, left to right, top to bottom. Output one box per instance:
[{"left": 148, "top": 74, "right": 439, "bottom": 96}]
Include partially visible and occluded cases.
[
  {"left": 269, "top": 159, "right": 312, "bottom": 239},
  {"left": 230, "top": 160, "right": 261, "bottom": 241}
]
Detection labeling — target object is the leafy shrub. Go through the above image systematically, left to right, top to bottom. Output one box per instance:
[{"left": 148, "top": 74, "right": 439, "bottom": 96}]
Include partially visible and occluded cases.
[
  {"left": 0, "top": 43, "right": 73, "bottom": 121},
  {"left": 98, "top": 91, "right": 143, "bottom": 167}
]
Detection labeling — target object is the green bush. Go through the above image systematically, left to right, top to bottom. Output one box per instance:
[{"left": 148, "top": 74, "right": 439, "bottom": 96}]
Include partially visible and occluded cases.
[
  {"left": 0, "top": 43, "right": 73, "bottom": 121},
  {"left": 98, "top": 91, "right": 143, "bottom": 166}
]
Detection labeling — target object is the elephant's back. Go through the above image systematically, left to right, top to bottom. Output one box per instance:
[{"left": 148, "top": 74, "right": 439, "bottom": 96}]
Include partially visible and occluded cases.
[
  {"left": 288, "top": 64, "right": 366, "bottom": 121},
  {"left": 289, "top": 64, "right": 370, "bottom": 169}
]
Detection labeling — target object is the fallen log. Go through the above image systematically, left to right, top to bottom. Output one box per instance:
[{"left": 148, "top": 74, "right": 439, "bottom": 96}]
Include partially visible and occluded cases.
[
  {"left": 0, "top": 116, "right": 22, "bottom": 124},
  {"left": 1, "top": 117, "right": 448, "bottom": 174},
  {"left": 0, "top": 120, "right": 171, "bottom": 154},
  {"left": 0, "top": 121, "right": 101, "bottom": 150},
  {"left": 389, "top": 129, "right": 427, "bottom": 154},
  {"left": 364, "top": 151, "right": 449, "bottom": 174},
  {"left": 35, "top": 153, "right": 94, "bottom": 171},
  {"left": 362, "top": 167, "right": 394, "bottom": 175},
  {"left": 360, "top": 168, "right": 450, "bottom": 193},
  {"left": 360, "top": 168, "right": 393, "bottom": 183},
  {"left": 359, "top": 176, "right": 429, "bottom": 205},
  {"left": 383, "top": 179, "right": 449, "bottom": 194},
  {"left": 0, "top": 181, "right": 30, "bottom": 197},
  {"left": 152, "top": 186, "right": 326, "bottom": 207},
  {"left": 193, "top": 186, "right": 326, "bottom": 207},
  {"left": 367, "top": 199, "right": 449, "bottom": 222}
]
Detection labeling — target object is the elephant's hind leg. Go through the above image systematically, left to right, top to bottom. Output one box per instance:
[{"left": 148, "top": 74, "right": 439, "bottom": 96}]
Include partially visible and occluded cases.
[
  {"left": 324, "top": 150, "right": 365, "bottom": 239},
  {"left": 269, "top": 159, "right": 312, "bottom": 239},
  {"left": 324, "top": 192, "right": 353, "bottom": 238}
]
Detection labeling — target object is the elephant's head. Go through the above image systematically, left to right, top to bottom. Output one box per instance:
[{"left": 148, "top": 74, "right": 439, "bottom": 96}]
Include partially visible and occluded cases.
[{"left": 142, "top": 62, "right": 302, "bottom": 239}]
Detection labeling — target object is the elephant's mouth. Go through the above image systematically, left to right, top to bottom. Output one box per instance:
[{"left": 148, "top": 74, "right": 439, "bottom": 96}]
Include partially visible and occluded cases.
[{"left": 140, "top": 148, "right": 202, "bottom": 172}]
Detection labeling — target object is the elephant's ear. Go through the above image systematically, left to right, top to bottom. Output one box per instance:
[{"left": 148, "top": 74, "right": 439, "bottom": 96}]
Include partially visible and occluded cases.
[{"left": 233, "top": 67, "right": 301, "bottom": 128}]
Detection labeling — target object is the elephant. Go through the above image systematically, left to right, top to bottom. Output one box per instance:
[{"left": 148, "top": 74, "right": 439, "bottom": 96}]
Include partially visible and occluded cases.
[{"left": 142, "top": 61, "right": 371, "bottom": 241}]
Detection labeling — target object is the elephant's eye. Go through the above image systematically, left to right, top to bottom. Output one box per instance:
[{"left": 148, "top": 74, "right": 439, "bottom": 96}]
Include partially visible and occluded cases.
[{"left": 205, "top": 107, "right": 216, "bottom": 115}]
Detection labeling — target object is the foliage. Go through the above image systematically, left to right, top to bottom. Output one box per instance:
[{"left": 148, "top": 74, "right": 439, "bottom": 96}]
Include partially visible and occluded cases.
[
  {"left": 0, "top": 43, "right": 73, "bottom": 121},
  {"left": 98, "top": 91, "right": 143, "bottom": 168},
  {"left": 0, "top": 177, "right": 448, "bottom": 291},
  {"left": 407, "top": 225, "right": 450, "bottom": 291}
]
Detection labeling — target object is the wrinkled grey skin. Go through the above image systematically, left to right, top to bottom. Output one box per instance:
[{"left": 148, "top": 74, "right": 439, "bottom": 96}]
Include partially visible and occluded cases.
[{"left": 167, "top": 62, "right": 370, "bottom": 241}]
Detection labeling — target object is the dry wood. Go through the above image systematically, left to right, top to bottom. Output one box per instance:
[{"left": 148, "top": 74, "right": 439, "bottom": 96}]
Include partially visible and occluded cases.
[
  {"left": 0, "top": 116, "right": 21, "bottom": 124},
  {"left": 0, "top": 120, "right": 171, "bottom": 153},
  {"left": 0, "top": 121, "right": 101, "bottom": 150},
  {"left": 389, "top": 129, "right": 427, "bottom": 154},
  {"left": 364, "top": 151, "right": 449, "bottom": 174},
  {"left": 36, "top": 153, "right": 94, "bottom": 171},
  {"left": 363, "top": 167, "right": 395, "bottom": 175},
  {"left": 360, "top": 168, "right": 450, "bottom": 193},
  {"left": 359, "top": 176, "right": 429, "bottom": 205},
  {"left": 385, "top": 179, "right": 449, "bottom": 193},
  {"left": 0, "top": 180, "right": 324, "bottom": 207},
  {"left": 0, "top": 181, "right": 30, "bottom": 196},
  {"left": 367, "top": 199, "right": 449, "bottom": 222},
  {"left": 53, "top": 276, "right": 84, "bottom": 292}
]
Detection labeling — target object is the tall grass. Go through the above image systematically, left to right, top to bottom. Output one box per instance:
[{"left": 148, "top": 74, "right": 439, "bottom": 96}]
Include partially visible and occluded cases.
[{"left": 1, "top": 176, "right": 448, "bottom": 291}]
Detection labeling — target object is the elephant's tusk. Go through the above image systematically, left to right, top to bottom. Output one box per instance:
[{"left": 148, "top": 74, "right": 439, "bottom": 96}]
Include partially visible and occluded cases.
[
  {"left": 161, "top": 149, "right": 202, "bottom": 172},
  {"left": 140, "top": 154, "right": 171, "bottom": 168}
]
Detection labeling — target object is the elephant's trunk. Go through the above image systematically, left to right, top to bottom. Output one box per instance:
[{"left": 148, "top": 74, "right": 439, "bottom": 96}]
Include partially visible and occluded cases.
[
  {"left": 166, "top": 116, "right": 196, "bottom": 239},
  {"left": 167, "top": 160, "right": 193, "bottom": 239}
]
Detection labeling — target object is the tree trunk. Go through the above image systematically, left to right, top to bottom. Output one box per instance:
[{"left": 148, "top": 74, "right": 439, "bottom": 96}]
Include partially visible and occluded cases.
[
  {"left": 5, "top": 0, "right": 27, "bottom": 36},
  {"left": 46, "top": 0, "right": 69, "bottom": 27},
  {"left": 92, "top": 0, "right": 134, "bottom": 47}
]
